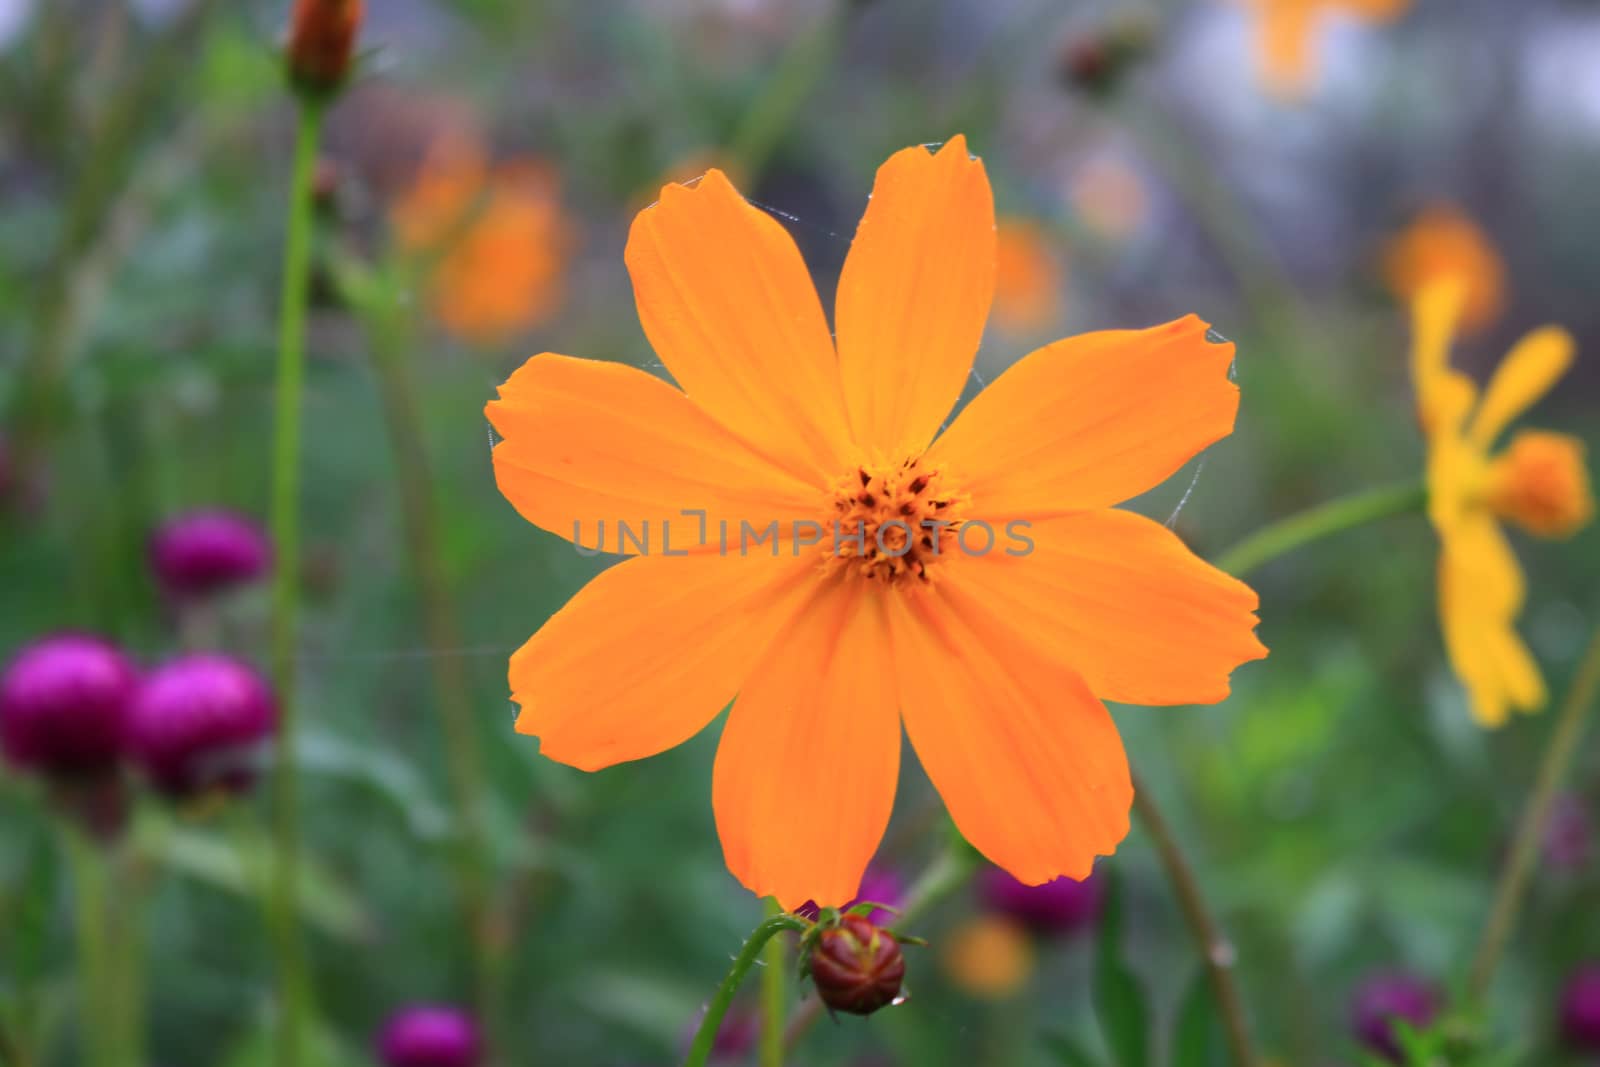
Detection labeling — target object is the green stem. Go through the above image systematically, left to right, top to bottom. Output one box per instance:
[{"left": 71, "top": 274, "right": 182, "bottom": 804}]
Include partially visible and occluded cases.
[
  {"left": 727, "top": 2, "right": 850, "bottom": 183},
  {"left": 268, "top": 99, "right": 325, "bottom": 1067},
  {"left": 359, "top": 275, "right": 499, "bottom": 1054},
  {"left": 1213, "top": 482, "right": 1427, "bottom": 578},
  {"left": 1467, "top": 624, "right": 1600, "bottom": 1002},
  {"left": 1131, "top": 775, "right": 1258, "bottom": 1067},
  {"left": 65, "top": 830, "right": 115, "bottom": 1067},
  {"left": 758, "top": 899, "right": 787, "bottom": 1067},
  {"left": 684, "top": 914, "right": 809, "bottom": 1067}
]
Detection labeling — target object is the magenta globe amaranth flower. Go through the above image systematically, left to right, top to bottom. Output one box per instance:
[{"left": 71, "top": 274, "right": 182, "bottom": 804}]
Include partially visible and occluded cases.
[
  {"left": 148, "top": 510, "right": 272, "bottom": 599},
  {"left": 0, "top": 634, "right": 137, "bottom": 778},
  {"left": 125, "top": 655, "right": 276, "bottom": 797},
  {"left": 976, "top": 865, "right": 1102, "bottom": 935},
  {"left": 1561, "top": 965, "right": 1600, "bottom": 1053},
  {"left": 1351, "top": 972, "right": 1438, "bottom": 1062},
  {"left": 376, "top": 1005, "right": 482, "bottom": 1067}
]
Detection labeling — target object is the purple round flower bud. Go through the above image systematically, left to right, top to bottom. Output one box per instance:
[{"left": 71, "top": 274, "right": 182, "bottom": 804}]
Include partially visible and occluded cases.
[
  {"left": 148, "top": 510, "right": 272, "bottom": 598},
  {"left": 0, "top": 634, "right": 137, "bottom": 778},
  {"left": 125, "top": 656, "right": 276, "bottom": 797},
  {"left": 976, "top": 865, "right": 1102, "bottom": 936},
  {"left": 796, "top": 866, "right": 905, "bottom": 922},
  {"left": 1561, "top": 965, "right": 1600, "bottom": 1052},
  {"left": 1350, "top": 973, "right": 1438, "bottom": 1062},
  {"left": 376, "top": 1005, "right": 482, "bottom": 1067}
]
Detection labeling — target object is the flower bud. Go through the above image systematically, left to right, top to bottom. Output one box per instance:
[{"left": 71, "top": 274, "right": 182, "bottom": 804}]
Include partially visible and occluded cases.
[
  {"left": 287, "top": 0, "right": 364, "bottom": 99},
  {"left": 1484, "top": 431, "right": 1593, "bottom": 539},
  {"left": 149, "top": 510, "right": 273, "bottom": 600},
  {"left": 0, "top": 634, "right": 137, "bottom": 780},
  {"left": 125, "top": 656, "right": 276, "bottom": 798},
  {"left": 977, "top": 865, "right": 1101, "bottom": 936},
  {"left": 809, "top": 914, "right": 905, "bottom": 1016},
  {"left": 1562, "top": 966, "right": 1600, "bottom": 1053},
  {"left": 1350, "top": 972, "right": 1438, "bottom": 1063},
  {"left": 376, "top": 1005, "right": 482, "bottom": 1067}
]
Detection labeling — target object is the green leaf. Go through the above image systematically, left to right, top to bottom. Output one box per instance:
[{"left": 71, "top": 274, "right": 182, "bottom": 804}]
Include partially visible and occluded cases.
[
  {"left": 141, "top": 818, "right": 374, "bottom": 941},
  {"left": 1095, "top": 868, "right": 1149, "bottom": 1067},
  {"left": 1171, "top": 968, "right": 1226, "bottom": 1067},
  {"left": 1042, "top": 1031, "right": 1103, "bottom": 1067}
]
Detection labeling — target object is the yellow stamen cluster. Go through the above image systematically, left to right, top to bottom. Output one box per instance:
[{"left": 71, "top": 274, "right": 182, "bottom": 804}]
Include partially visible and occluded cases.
[{"left": 825, "top": 458, "right": 968, "bottom": 584}]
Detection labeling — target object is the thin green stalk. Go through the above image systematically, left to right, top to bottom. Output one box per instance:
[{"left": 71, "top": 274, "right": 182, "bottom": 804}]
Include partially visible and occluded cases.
[
  {"left": 727, "top": 2, "right": 851, "bottom": 182},
  {"left": 268, "top": 99, "right": 325, "bottom": 1067},
  {"left": 359, "top": 281, "right": 498, "bottom": 1051},
  {"left": 1214, "top": 482, "right": 1427, "bottom": 578},
  {"left": 1467, "top": 624, "right": 1600, "bottom": 1001},
  {"left": 1131, "top": 774, "right": 1258, "bottom": 1067},
  {"left": 65, "top": 830, "right": 114, "bottom": 1067},
  {"left": 758, "top": 899, "right": 787, "bottom": 1067},
  {"left": 685, "top": 914, "right": 809, "bottom": 1067}
]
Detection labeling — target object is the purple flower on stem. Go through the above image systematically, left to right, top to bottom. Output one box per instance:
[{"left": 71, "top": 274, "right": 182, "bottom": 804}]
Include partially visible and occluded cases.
[
  {"left": 148, "top": 510, "right": 272, "bottom": 599},
  {"left": 0, "top": 634, "right": 137, "bottom": 779},
  {"left": 125, "top": 655, "right": 276, "bottom": 797},
  {"left": 976, "top": 865, "right": 1102, "bottom": 936},
  {"left": 1561, "top": 965, "right": 1600, "bottom": 1053},
  {"left": 1350, "top": 972, "right": 1438, "bottom": 1062},
  {"left": 376, "top": 1005, "right": 482, "bottom": 1067}
]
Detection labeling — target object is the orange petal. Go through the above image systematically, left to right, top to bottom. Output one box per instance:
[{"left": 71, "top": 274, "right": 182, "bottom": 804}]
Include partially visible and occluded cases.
[
  {"left": 1256, "top": 1, "right": 1318, "bottom": 99},
  {"left": 835, "top": 136, "right": 996, "bottom": 456},
  {"left": 625, "top": 169, "right": 852, "bottom": 484},
  {"left": 928, "top": 315, "right": 1237, "bottom": 516},
  {"left": 1468, "top": 327, "right": 1575, "bottom": 450},
  {"left": 485, "top": 353, "right": 823, "bottom": 554},
  {"left": 945, "top": 510, "right": 1266, "bottom": 706},
  {"left": 510, "top": 552, "right": 819, "bottom": 771},
  {"left": 713, "top": 579, "right": 901, "bottom": 910},
  {"left": 886, "top": 580, "right": 1132, "bottom": 885}
]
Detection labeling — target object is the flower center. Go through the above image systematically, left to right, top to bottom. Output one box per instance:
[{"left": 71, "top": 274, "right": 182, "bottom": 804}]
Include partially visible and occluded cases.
[{"left": 824, "top": 457, "right": 969, "bottom": 584}]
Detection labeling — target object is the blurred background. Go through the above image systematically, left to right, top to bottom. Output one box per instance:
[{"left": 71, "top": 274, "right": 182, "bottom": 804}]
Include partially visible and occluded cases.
[{"left": 1, "top": 1, "right": 1599, "bottom": 1065}]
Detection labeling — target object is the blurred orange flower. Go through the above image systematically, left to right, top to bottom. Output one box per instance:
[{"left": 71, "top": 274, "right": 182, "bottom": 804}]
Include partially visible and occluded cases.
[
  {"left": 1243, "top": 0, "right": 1411, "bottom": 98},
  {"left": 486, "top": 136, "right": 1266, "bottom": 908},
  {"left": 391, "top": 137, "right": 573, "bottom": 347},
  {"left": 1067, "top": 154, "right": 1149, "bottom": 242},
  {"left": 1384, "top": 205, "right": 1506, "bottom": 336},
  {"left": 992, "top": 219, "right": 1065, "bottom": 335},
  {"left": 1412, "top": 281, "right": 1593, "bottom": 728},
  {"left": 941, "top": 914, "right": 1033, "bottom": 999}
]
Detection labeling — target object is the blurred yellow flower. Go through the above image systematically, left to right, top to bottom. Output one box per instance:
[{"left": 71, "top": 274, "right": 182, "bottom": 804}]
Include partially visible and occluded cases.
[
  {"left": 1243, "top": 0, "right": 1411, "bottom": 98},
  {"left": 391, "top": 137, "right": 574, "bottom": 346},
  {"left": 1384, "top": 205, "right": 1506, "bottom": 336},
  {"left": 992, "top": 219, "right": 1065, "bottom": 335},
  {"left": 1412, "top": 281, "right": 1593, "bottom": 727},
  {"left": 941, "top": 914, "right": 1033, "bottom": 999}
]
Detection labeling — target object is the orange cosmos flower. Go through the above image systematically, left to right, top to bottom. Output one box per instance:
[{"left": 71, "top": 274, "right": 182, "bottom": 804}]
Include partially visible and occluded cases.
[
  {"left": 1242, "top": 0, "right": 1411, "bottom": 98},
  {"left": 391, "top": 137, "right": 573, "bottom": 347},
  {"left": 485, "top": 137, "right": 1267, "bottom": 908},
  {"left": 1384, "top": 205, "right": 1506, "bottom": 336},
  {"left": 992, "top": 219, "right": 1065, "bottom": 335},
  {"left": 1412, "top": 281, "right": 1593, "bottom": 728}
]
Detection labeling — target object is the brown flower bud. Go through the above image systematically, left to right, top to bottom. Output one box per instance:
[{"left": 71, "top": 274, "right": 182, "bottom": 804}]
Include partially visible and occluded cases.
[
  {"left": 287, "top": 0, "right": 364, "bottom": 99},
  {"left": 809, "top": 915, "right": 905, "bottom": 1016}
]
